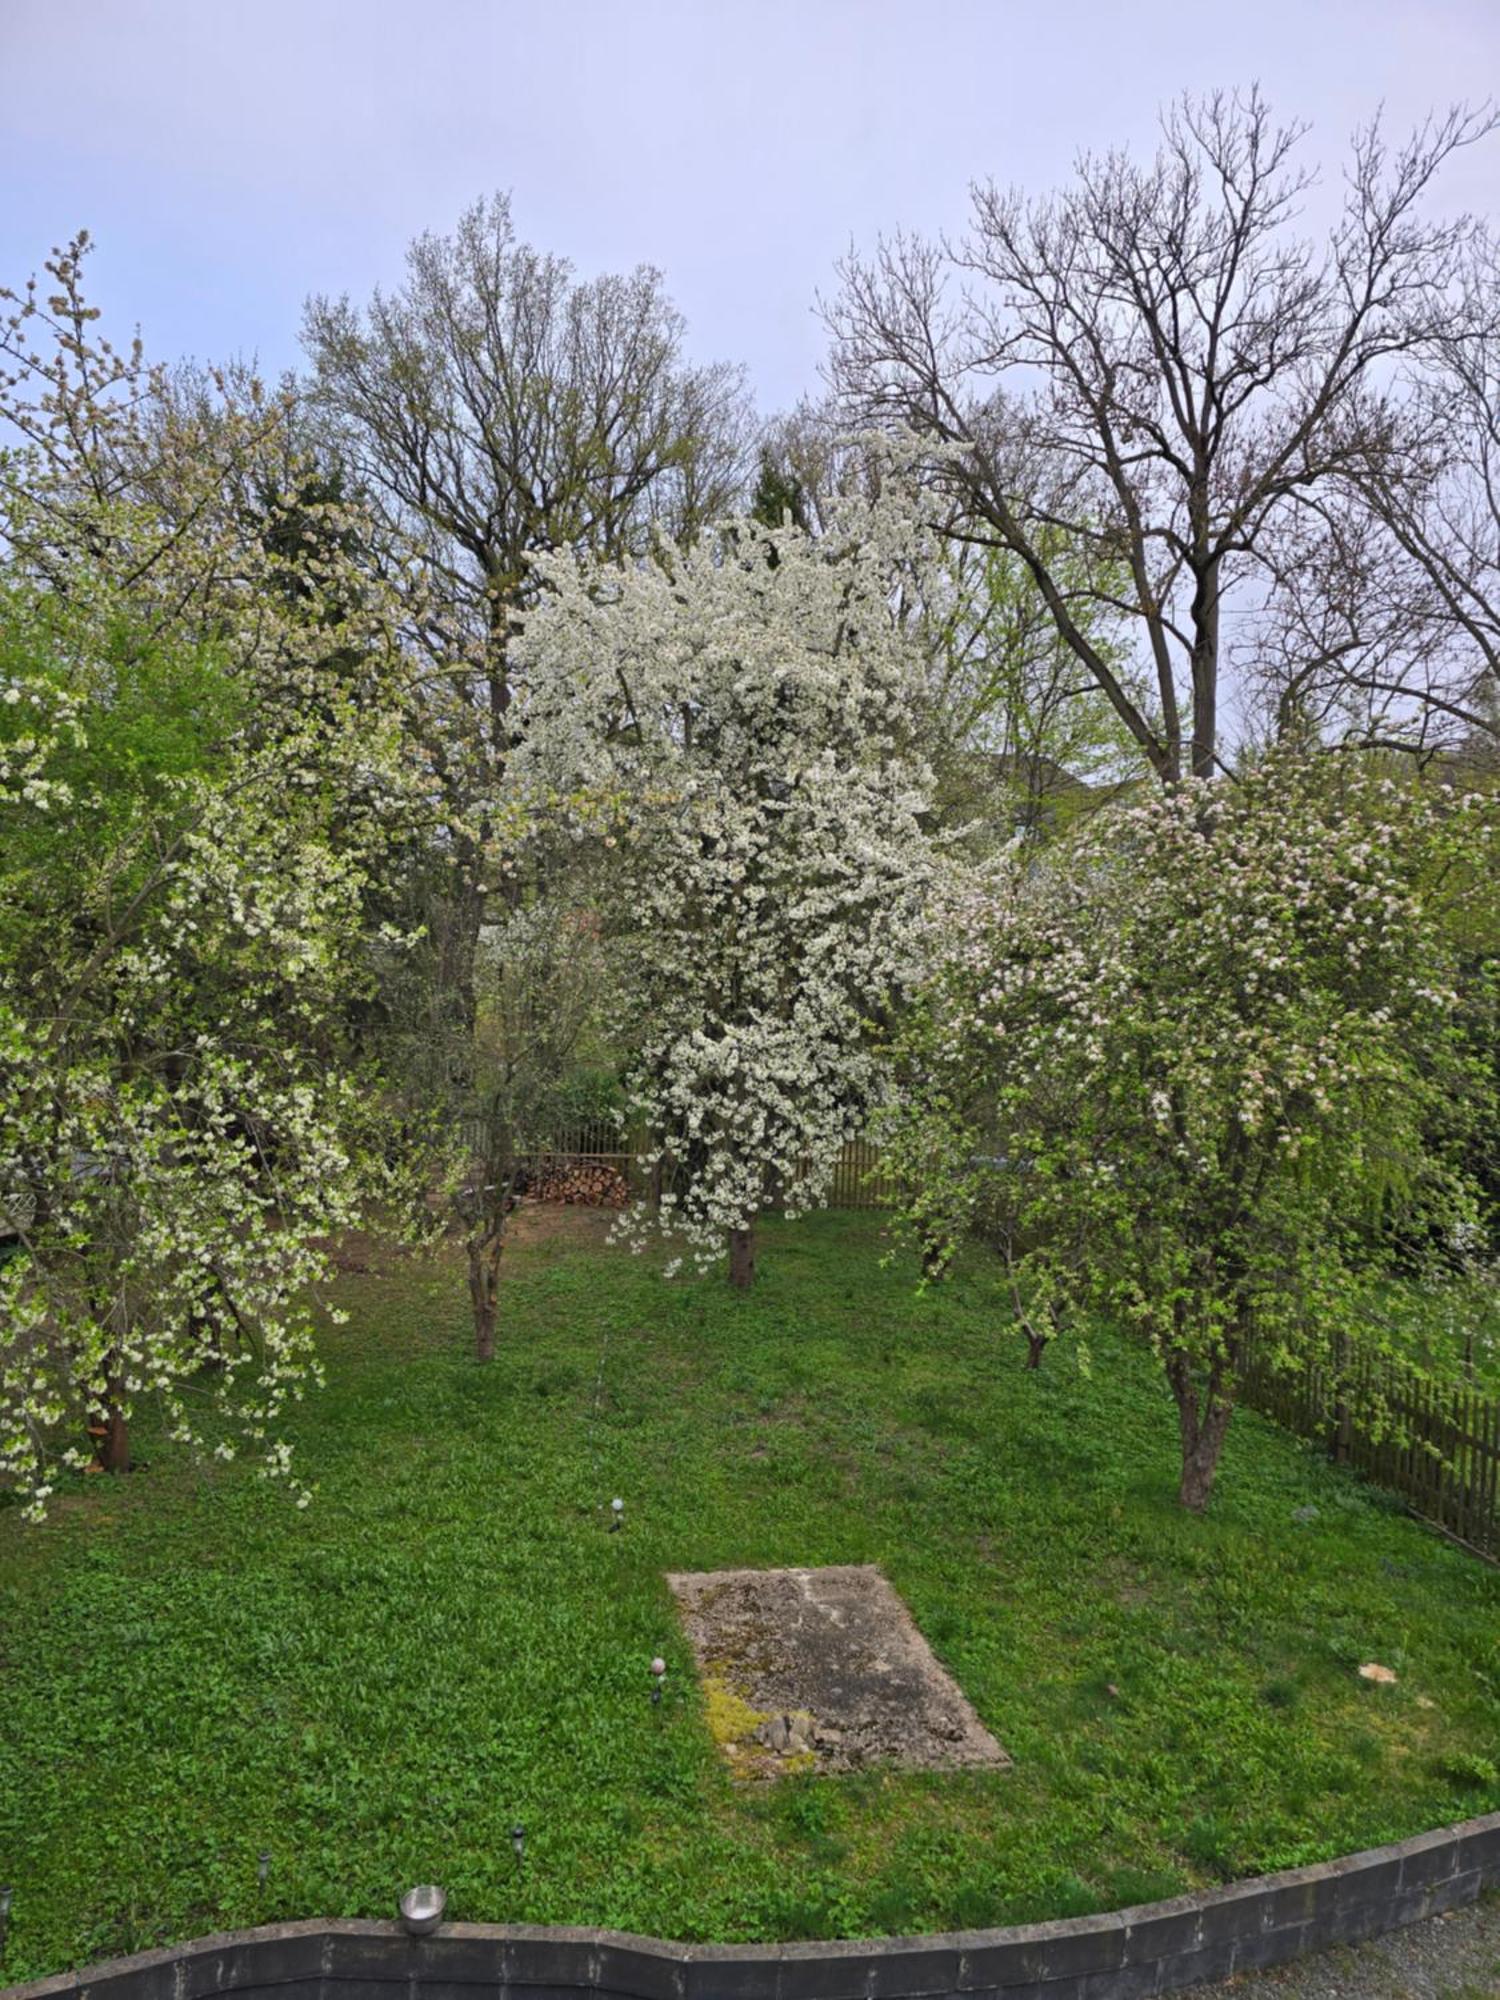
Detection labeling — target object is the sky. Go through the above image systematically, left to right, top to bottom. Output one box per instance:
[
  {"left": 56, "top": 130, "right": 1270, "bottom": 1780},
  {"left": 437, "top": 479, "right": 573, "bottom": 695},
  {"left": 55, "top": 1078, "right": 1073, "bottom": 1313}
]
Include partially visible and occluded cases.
[{"left": 2, "top": 0, "right": 1498, "bottom": 414}]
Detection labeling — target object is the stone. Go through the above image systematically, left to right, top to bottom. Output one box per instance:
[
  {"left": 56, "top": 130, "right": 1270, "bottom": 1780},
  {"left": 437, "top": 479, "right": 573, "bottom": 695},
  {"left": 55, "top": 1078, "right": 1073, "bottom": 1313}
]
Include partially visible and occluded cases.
[{"left": 668, "top": 1563, "right": 1011, "bottom": 1780}]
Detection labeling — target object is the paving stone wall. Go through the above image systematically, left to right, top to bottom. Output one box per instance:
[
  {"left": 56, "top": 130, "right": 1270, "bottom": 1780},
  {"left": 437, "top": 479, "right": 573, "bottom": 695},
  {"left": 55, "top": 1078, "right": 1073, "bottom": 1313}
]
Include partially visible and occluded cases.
[{"left": 5, "top": 1811, "right": 1498, "bottom": 2000}]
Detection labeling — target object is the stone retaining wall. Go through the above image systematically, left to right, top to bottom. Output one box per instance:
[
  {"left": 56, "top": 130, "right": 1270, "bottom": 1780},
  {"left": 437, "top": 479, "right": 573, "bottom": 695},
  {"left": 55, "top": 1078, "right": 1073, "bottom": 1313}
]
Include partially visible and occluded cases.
[{"left": 5, "top": 1811, "right": 1498, "bottom": 2000}]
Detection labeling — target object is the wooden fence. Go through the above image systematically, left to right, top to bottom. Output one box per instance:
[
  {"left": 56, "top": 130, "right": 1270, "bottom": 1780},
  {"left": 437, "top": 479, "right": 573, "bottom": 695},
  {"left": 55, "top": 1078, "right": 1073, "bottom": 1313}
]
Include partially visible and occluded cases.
[
  {"left": 459, "top": 1120, "right": 895, "bottom": 1211},
  {"left": 823, "top": 1134, "right": 899, "bottom": 1210},
  {"left": 1241, "top": 1337, "right": 1500, "bottom": 1560}
]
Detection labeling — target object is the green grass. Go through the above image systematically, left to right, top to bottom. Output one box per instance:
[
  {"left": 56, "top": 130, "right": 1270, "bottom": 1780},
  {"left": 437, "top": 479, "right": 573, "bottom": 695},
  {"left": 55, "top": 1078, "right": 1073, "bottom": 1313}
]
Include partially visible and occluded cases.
[{"left": 2, "top": 1211, "right": 1498, "bottom": 1979}]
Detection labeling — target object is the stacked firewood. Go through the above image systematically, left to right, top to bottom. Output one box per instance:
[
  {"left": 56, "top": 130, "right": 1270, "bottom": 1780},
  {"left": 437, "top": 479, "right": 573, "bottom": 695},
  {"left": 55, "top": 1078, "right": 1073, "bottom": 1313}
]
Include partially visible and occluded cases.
[{"left": 522, "top": 1156, "right": 630, "bottom": 1207}]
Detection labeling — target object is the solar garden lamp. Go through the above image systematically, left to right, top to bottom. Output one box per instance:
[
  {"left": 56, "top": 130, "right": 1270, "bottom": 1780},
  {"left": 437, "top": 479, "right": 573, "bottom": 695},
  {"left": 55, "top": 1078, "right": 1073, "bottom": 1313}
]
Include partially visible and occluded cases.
[
  {"left": 609, "top": 1497, "right": 624, "bottom": 1533},
  {"left": 651, "top": 1656, "right": 667, "bottom": 1706},
  {"left": 511, "top": 1825, "right": 526, "bottom": 1873},
  {"left": 257, "top": 1850, "right": 271, "bottom": 1896},
  {"left": 398, "top": 1884, "right": 447, "bottom": 1936},
  {"left": 0, "top": 1886, "right": 11, "bottom": 1961}
]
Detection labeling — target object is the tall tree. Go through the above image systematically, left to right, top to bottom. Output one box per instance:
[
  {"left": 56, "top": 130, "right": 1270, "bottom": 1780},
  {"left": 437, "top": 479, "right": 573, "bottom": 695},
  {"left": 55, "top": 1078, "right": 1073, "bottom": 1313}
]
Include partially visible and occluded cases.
[
  {"left": 830, "top": 91, "right": 1494, "bottom": 779},
  {"left": 302, "top": 193, "right": 749, "bottom": 802},
  {"left": 303, "top": 199, "right": 752, "bottom": 1330},
  {"left": 1328, "top": 226, "right": 1500, "bottom": 744}
]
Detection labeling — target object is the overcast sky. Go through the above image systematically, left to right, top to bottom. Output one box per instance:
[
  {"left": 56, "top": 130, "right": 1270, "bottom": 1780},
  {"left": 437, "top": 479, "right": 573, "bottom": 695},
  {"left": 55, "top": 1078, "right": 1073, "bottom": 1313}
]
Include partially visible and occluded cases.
[{"left": 3, "top": 0, "right": 1498, "bottom": 413}]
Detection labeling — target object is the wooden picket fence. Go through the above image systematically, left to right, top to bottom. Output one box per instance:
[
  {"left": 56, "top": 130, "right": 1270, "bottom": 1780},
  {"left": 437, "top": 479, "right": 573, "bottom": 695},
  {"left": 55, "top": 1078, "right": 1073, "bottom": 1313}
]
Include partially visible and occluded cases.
[
  {"left": 457, "top": 1117, "right": 641, "bottom": 1171},
  {"left": 824, "top": 1135, "right": 899, "bottom": 1211},
  {"left": 1240, "top": 1335, "right": 1500, "bottom": 1560}
]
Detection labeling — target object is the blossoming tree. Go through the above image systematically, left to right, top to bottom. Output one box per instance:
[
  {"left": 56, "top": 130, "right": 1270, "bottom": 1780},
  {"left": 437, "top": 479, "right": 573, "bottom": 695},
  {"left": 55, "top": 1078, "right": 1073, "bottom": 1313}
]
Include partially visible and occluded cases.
[
  {"left": 0, "top": 240, "right": 428, "bottom": 1516},
  {"left": 515, "top": 488, "right": 941, "bottom": 1285},
  {"left": 884, "top": 757, "right": 1497, "bottom": 1509}
]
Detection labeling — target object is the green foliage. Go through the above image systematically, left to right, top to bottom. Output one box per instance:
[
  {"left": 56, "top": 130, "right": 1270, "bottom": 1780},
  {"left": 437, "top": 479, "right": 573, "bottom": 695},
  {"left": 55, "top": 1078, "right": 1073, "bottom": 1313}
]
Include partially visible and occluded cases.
[
  {"left": 0, "top": 248, "right": 431, "bottom": 1510},
  {"left": 748, "top": 449, "right": 809, "bottom": 541},
  {"left": 917, "top": 534, "right": 1142, "bottom": 839},
  {"left": 885, "top": 756, "right": 1500, "bottom": 1506},
  {"left": 1, "top": 1214, "right": 1496, "bottom": 1977}
]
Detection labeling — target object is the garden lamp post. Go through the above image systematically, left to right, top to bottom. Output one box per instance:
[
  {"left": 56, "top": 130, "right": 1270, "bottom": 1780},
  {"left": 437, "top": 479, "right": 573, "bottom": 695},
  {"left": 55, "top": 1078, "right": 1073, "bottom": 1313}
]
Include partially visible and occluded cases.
[{"left": 398, "top": 1885, "right": 446, "bottom": 1936}]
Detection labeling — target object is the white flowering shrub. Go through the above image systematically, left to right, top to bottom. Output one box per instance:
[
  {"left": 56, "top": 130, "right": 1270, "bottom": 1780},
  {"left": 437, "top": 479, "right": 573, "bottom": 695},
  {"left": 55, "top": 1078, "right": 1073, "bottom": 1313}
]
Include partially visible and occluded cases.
[
  {"left": 515, "top": 488, "right": 945, "bottom": 1281},
  {"left": 884, "top": 757, "right": 1499, "bottom": 1508}
]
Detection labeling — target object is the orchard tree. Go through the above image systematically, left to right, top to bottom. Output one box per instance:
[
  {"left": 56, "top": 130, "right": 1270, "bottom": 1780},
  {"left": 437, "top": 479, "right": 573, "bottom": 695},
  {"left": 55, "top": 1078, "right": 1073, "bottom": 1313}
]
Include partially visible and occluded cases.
[
  {"left": 0, "top": 242, "right": 428, "bottom": 1516},
  {"left": 755, "top": 410, "right": 1143, "bottom": 835},
  {"left": 515, "top": 483, "right": 943, "bottom": 1287},
  {"left": 886, "top": 757, "right": 1497, "bottom": 1510}
]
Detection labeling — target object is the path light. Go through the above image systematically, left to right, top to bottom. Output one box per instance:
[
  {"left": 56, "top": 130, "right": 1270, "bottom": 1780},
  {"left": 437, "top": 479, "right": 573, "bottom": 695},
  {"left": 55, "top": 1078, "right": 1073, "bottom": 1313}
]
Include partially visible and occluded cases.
[
  {"left": 610, "top": 1497, "right": 624, "bottom": 1532},
  {"left": 651, "top": 1656, "right": 666, "bottom": 1706},
  {"left": 510, "top": 1824, "right": 526, "bottom": 1870},
  {"left": 257, "top": 1850, "right": 271, "bottom": 1894},
  {"left": 398, "top": 1884, "right": 447, "bottom": 1936},
  {"left": 0, "top": 1886, "right": 12, "bottom": 1961}
]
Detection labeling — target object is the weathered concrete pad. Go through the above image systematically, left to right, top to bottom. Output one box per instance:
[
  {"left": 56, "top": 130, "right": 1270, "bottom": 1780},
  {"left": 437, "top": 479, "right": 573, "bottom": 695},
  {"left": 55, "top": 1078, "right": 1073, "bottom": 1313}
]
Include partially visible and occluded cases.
[{"left": 667, "top": 1563, "right": 1010, "bottom": 1779}]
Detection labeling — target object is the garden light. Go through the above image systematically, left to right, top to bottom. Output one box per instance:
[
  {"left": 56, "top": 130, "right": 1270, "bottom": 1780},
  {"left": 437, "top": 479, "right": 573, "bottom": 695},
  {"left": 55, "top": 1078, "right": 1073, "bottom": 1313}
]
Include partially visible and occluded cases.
[
  {"left": 610, "top": 1497, "right": 624, "bottom": 1532},
  {"left": 651, "top": 1656, "right": 666, "bottom": 1706},
  {"left": 511, "top": 1825, "right": 526, "bottom": 1869},
  {"left": 257, "top": 1850, "right": 271, "bottom": 1893},
  {"left": 0, "top": 1885, "right": 11, "bottom": 1960},
  {"left": 398, "top": 1885, "right": 446, "bottom": 1936}
]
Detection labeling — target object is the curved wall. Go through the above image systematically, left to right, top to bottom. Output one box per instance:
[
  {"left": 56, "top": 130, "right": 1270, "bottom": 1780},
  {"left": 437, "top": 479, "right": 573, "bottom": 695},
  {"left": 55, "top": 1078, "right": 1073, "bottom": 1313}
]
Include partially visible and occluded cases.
[{"left": 4, "top": 1810, "right": 1498, "bottom": 2000}]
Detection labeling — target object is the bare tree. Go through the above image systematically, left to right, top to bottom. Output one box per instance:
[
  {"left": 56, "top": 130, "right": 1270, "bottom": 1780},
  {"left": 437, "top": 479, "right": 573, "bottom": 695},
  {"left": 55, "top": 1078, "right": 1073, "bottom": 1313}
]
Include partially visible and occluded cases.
[
  {"left": 829, "top": 90, "right": 1494, "bottom": 780},
  {"left": 302, "top": 194, "right": 752, "bottom": 1107},
  {"left": 304, "top": 194, "right": 750, "bottom": 737},
  {"left": 1330, "top": 227, "right": 1500, "bottom": 744}
]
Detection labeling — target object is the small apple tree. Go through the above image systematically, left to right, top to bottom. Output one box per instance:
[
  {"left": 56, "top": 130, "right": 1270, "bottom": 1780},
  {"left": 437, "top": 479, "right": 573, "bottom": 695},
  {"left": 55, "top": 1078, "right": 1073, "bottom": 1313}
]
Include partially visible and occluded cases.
[{"left": 885, "top": 756, "right": 1497, "bottom": 1509}]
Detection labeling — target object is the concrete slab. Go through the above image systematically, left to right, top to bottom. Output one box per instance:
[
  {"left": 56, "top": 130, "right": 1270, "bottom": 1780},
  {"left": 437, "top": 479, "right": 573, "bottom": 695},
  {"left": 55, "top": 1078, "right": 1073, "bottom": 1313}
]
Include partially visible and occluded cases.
[{"left": 666, "top": 1563, "right": 1010, "bottom": 1780}]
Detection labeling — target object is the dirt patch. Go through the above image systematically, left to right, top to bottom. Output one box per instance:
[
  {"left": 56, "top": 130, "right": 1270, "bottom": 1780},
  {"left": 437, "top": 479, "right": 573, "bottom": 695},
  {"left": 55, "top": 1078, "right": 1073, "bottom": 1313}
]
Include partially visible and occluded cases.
[
  {"left": 505, "top": 1200, "right": 621, "bottom": 1250},
  {"left": 668, "top": 1563, "right": 1010, "bottom": 1781}
]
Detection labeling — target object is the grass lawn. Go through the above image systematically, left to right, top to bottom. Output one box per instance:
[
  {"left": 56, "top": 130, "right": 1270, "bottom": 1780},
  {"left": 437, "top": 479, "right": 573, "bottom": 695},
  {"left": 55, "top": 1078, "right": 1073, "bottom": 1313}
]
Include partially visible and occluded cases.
[{"left": 1, "top": 1210, "right": 1498, "bottom": 1980}]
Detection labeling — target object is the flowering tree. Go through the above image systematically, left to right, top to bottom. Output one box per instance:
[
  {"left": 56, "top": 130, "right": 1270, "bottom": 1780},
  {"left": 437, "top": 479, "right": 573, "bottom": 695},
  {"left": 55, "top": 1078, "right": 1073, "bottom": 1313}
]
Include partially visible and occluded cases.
[
  {"left": 0, "top": 240, "right": 427, "bottom": 1516},
  {"left": 515, "top": 488, "right": 941, "bottom": 1285},
  {"left": 884, "top": 757, "right": 1497, "bottom": 1509}
]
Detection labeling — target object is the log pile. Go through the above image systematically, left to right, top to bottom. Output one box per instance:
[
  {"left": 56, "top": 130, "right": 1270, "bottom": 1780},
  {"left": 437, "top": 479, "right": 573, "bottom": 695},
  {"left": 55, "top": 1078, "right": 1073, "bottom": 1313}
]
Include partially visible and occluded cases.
[{"left": 521, "top": 1156, "right": 630, "bottom": 1207}]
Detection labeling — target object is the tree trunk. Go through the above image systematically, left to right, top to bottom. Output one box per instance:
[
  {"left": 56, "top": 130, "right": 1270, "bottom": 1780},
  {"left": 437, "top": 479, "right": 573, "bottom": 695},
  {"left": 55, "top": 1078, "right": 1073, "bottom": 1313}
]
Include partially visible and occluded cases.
[
  {"left": 1188, "top": 553, "right": 1221, "bottom": 781},
  {"left": 467, "top": 1217, "right": 504, "bottom": 1362},
  {"left": 728, "top": 1221, "right": 756, "bottom": 1291},
  {"left": 920, "top": 1232, "right": 951, "bottom": 1281},
  {"left": 1024, "top": 1328, "right": 1048, "bottom": 1370},
  {"left": 1329, "top": 1330, "right": 1352, "bottom": 1464},
  {"left": 1166, "top": 1350, "right": 1236, "bottom": 1512},
  {"left": 92, "top": 1360, "right": 130, "bottom": 1474}
]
